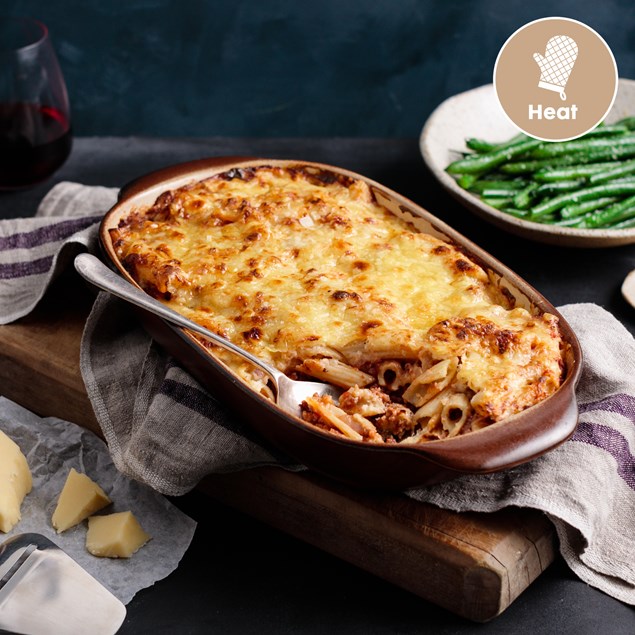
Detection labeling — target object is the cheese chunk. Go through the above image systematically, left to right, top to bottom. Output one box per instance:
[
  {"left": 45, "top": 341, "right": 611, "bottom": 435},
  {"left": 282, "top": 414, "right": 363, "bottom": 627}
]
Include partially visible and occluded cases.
[
  {"left": 0, "top": 429, "right": 32, "bottom": 533},
  {"left": 52, "top": 468, "right": 111, "bottom": 532},
  {"left": 86, "top": 511, "right": 151, "bottom": 558}
]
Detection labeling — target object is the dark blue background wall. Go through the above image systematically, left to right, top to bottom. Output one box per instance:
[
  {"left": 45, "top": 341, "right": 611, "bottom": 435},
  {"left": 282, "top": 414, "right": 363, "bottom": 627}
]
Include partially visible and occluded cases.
[{"left": 5, "top": 0, "right": 635, "bottom": 137}]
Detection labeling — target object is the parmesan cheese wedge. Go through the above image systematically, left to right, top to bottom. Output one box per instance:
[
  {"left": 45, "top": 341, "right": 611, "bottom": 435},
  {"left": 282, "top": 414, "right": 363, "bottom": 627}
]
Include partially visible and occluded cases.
[
  {"left": 0, "top": 429, "right": 32, "bottom": 533},
  {"left": 52, "top": 468, "right": 111, "bottom": 532},
  {"left": 86, "top": 511, "right": 151, "bottom": 558}
]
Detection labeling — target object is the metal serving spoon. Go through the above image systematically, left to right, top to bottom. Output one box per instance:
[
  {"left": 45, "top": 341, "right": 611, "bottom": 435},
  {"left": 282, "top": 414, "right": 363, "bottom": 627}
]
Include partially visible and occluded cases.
[{"left": 74, "top": 254, "right": 342, "bottom": 417}]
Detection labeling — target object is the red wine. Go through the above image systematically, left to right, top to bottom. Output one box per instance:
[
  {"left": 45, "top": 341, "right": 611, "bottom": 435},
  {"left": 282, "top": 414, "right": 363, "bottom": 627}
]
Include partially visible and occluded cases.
[{"left": 0, "top": 102, "right": 72, "bottom": 189}]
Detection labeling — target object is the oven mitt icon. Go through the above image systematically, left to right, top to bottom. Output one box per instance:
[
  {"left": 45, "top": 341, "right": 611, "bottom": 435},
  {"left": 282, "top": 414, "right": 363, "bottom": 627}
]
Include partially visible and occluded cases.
[{"left": 533, "top": 35, "right": 578, "bottom": 100}]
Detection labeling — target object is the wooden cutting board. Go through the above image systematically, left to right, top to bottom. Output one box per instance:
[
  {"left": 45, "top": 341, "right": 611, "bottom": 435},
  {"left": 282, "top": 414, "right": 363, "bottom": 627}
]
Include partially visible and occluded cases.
[{"left": 0, "top": 272, "right": 556, "bottom": 622}]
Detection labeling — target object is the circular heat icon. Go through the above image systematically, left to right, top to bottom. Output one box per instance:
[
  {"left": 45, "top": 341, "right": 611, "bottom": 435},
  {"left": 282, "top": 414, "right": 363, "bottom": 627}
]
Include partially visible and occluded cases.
[{"left": 494, "top": 17, "right": 618, "bottom": 141}]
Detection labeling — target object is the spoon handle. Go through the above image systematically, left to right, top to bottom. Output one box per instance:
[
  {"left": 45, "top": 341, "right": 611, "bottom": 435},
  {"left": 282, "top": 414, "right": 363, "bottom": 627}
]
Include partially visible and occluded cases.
[{"left": 74, "top": 254, "right": 283, "bottom": 386}]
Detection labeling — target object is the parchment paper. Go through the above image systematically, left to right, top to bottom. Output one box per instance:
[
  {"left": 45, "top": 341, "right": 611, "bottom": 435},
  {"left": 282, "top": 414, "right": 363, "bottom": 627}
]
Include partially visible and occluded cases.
[{"left": 0, "top": 397, "right": 197, "bottom": 605}]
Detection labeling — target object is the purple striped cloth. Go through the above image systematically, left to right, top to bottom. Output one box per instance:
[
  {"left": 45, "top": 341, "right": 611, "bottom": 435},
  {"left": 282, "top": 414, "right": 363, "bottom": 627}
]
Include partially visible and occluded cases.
[{"left": 1, "top": 182, "right": 634, "bottom": 606}]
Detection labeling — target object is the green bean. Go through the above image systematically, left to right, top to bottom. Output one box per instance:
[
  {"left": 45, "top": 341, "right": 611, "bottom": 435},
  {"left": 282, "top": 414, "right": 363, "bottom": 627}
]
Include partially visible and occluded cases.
[
  {"left": 615, "top": 117, "right": 635, "bottom": 131},
  {"left": 581, "top": 124, "right": 630, "bottom": 138},
  {"left": 465, "top": 133, "right": 528, "bottom": 153},
  {"left": 530, "top": 136, "right": 635, "bottom": 159},
  {"left": 446, "top": 139, "right": 542, "bottom": 175},
  {"left": 465, "top": 139, "right": 496, "bottom": 153},
  {"left": 573, "top": 146, "right": 635, "bottom": 162},
  {"left": 499, "top": 150, "right": 631, "bottom": 174},
  {"left": 588, "top": 159, "right": 635, "bottom": 184},
  {"left": 499, "top": 160, "right": 555, "bottom": 174},
  {"left": 534, "top": 162, "right": 621, "bottom": 182},
  {"left": 456, "top": 174, "right": 478, "bottom": 189},
  {"left": 467, "top": 179, "right": 527, "bottom": 193},
  {"left": 534, "top": 179, "right": 586, "bottom": 197},
  {"left": 529, "top": 181, "right": 635, "bottom": 218},
  {"left": 512, "top": 182, "right": 540, "bottom": 209},
  {"left": 481, "top": 190, "right": 520, "bottom": 199},
  {"left": 583, "top": 195, "right": 635, "bottom": 228},
  {"left": 482, "top": 197, "right": 513, "bottom": 209},
  {"left": 560, "top": 197, "right": 618, "bottom": 219},
  {"left": 500, "top": 207, "right": 530, "bottom": 218},
  {"left": 552, "top": 212, "right": 596, "bottom": 227},
  {"left": 532, "top": 213, "right": 559, "bottom": 224},
  {"left": 607, "top": 216, "right": 635, "bottom": 229}
]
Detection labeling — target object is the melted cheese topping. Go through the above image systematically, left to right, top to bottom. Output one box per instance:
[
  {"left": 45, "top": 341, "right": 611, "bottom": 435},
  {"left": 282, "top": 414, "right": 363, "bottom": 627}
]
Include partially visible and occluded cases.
[
  {"left": 112, "top": 165, "right": 564, "bottom": 435},
  {"left": 424, "top": 305, "right": 562, "bottom": 420}
]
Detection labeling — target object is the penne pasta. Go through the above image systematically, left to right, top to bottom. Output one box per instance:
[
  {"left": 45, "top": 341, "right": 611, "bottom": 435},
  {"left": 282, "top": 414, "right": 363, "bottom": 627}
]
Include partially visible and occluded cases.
[
  {"left": 341, "top": 330, "right": 422, "bottom": 366},
  {"left": 297, "top": 344, "right": 346, "bottom": 363},
  {"left": 298, "top": 358, "right": 374, "bottom": 388},
  {"left": 403, "top": 358, "right": 458, "bottom": 408},
  {"left": 376, "top": 361, "right": 403, "bottom": 391},
  {"left": 259, "top": 385, "right": 276, "bottom": 401},
  {"left": 413, "top": 387, "right": 453, "bottom": 422},
  {"left": 440, "top": 393, "right": 470, "bottom": 437},
  {"left": 302, "top": 396, "right": 381, "bottom": 442},
  {"left": 303, "top": 396, "right": 363, "bottom": 440},
  {"left": 400, "top": 412, "right": 442, "bottom": 444}
]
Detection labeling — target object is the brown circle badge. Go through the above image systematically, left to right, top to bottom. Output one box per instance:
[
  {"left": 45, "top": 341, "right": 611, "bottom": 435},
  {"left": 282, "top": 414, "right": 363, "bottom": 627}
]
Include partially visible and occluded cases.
[{"left": 494, "top": 17, "right": 618, "bottom": 141}]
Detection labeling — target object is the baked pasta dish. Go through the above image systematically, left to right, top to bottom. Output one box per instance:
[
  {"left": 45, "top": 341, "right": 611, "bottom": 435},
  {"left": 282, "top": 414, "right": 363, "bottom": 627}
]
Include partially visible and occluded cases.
[{"left": 110, "top": 164, "right": 565, "bottom": 444}]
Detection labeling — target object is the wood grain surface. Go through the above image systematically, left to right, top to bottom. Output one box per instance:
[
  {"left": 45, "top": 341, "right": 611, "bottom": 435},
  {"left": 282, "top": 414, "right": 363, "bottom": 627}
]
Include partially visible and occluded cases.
[{"left": 0, "top": 272, "right": 556, "bottom": 622}]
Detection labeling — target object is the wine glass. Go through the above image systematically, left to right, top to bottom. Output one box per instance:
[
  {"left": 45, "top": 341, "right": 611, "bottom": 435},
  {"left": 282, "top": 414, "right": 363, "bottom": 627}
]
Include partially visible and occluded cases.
[{"left": 0, "top": 17, "right": 72, "bottom": 190}]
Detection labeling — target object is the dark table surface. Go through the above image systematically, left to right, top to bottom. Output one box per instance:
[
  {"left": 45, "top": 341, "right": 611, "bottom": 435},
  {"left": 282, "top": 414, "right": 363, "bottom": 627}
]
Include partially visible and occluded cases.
[{"left": 2, "top": 137, "right": 635, "bottom": 634}]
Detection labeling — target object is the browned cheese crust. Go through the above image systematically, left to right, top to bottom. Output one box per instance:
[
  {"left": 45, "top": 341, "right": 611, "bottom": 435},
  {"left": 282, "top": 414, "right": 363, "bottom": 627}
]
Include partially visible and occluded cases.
[{"left": 111, "top": 165, "right": 565, "bottom": 444}]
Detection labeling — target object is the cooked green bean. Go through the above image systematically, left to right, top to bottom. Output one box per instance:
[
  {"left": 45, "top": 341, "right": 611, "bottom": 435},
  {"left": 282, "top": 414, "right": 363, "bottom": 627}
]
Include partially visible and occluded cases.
[
  {"left": 616, "top": 117, "right": 635, "bottom": 131},
  {"left": 581, "top": 124, "right": 630, "bottom": 138},
  {"left": 465, "top": 133, "right": 527, "bottom": 153},
  {"left": 530, "top": 136, "right": 635, "bottom": 159},
  {"left": 446, "top": 139, "right": 542, "bottom": 174},
  {"left": 465, "top": 139, "right": 496, "bottom": 153},
  {"left": 567, "top": 145, "right": 635, "bottom": 162},
  {"left": 499, "top": 150, "right": 634, "bottom": 174},
  {"left": 588, "top": 159, "right": 635, "bottom": 184},
  {"left": 499, "top": 160, "right": 558, "bottom": 174},
  {"left": 534, "top": 162, "right": 621, "bottom": 182},
  {"left": 456, "top": 174, "right": 478, "bottom": 189},
  {"left": 456, "top": 174, "right": 479, "bottom": 189},
  {"left": 534, "top": 179, "right": 585, "bottom": 196},
  {"left": 467, "top": 180, "right": 527, "bottom": 193},
  {"left": 530, "top": 182, "right": 635, "bottom": 219},
  {"left": 512, "top": 183, "right": 540, "bottom": 210},
  {"left": 481, "top": 189, "right": 522, "bottom": 199},
  {"left": 583, "top": 195, "right": 635, "bottom": 228},
  {"left": 481, "top": 197, "right": 513, "bottom": 209},
  {"left": 560, "top": 197, "right": 618, "bottom": 219},
  {"left": 500, "top": 207, "right": 530, "bottom": 218},
  {"left": 552, "top": 212, "right": 596, "bottom": 227},
  {"left": 530, "top": 213, "right": 559, "bottom": 224},
  {"left": 607, "top": 216, "right": 635, "bottom": 229}
]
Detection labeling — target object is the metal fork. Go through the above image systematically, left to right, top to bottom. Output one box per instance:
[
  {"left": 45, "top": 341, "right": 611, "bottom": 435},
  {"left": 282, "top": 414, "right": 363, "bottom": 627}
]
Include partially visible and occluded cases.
[{"left": 74, "top": 254, "right": 342, "bottom": 416}]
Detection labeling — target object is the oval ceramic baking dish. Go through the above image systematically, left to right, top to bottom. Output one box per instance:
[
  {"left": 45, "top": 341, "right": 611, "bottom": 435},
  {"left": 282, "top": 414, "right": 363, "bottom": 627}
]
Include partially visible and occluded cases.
[{"left": 99, "top": 157, "right": 582, "bottom": 489}]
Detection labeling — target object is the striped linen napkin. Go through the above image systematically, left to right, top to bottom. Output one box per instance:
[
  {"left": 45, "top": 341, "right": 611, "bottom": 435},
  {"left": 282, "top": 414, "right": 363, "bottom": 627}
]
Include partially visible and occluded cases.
[{"left": 1, "top": 182, "right": 634, "bottom": 605}]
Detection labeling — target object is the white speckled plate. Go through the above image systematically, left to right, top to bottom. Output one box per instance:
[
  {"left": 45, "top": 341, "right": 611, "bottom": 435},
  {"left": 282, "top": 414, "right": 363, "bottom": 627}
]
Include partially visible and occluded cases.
[{"left": 420, "top": 78, "right": 635, "bottom": 247}]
